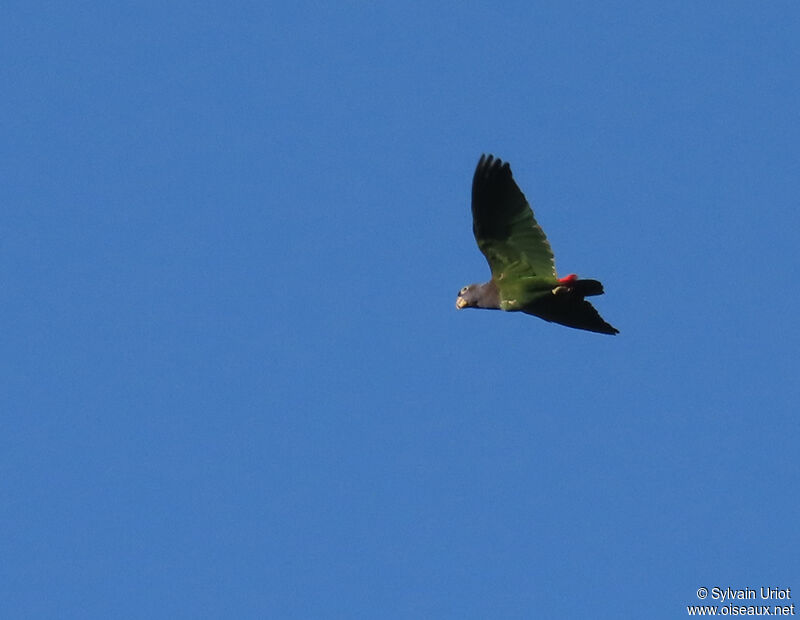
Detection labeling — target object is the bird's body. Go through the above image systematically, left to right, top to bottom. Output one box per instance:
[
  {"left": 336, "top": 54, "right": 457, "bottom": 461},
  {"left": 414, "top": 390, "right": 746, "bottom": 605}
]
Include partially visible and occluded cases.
[{"left": 457, "top": 155, "right": 618, "bottom": 335}]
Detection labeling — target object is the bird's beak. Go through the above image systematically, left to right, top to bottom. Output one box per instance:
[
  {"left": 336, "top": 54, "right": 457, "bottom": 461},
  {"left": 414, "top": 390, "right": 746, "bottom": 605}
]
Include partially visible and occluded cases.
[{"left": 456, "top": 297, "right": 468, "bottom": 309}]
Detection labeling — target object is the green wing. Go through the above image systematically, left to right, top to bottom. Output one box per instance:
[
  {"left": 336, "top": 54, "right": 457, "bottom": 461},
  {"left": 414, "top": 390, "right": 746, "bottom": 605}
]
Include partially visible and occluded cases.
[{"left": 471, "top": 155, "right": 557, "bottom": 287}]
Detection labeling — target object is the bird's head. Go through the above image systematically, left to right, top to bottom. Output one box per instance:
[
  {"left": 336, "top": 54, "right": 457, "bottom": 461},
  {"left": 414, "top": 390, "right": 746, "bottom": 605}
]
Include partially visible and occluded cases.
[{"left": 455, "top": 284, "right": 479, "bottom": 309}]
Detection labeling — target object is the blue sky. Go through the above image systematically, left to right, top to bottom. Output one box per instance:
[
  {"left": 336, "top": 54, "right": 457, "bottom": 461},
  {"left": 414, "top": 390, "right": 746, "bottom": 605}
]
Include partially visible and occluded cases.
[{"left": 3, "top": 2, "right": 799, "bottom": 618}]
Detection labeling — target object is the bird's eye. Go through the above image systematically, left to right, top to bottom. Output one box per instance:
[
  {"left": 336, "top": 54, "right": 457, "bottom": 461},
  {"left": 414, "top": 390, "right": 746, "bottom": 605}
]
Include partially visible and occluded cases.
[{"left": 460, "top": 286, "right": 469, "bottom": 295}]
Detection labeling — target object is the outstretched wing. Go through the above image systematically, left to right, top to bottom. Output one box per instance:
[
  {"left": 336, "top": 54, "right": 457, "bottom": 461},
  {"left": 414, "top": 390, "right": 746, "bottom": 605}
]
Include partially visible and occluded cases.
[
  {"left": 472, "top": 154, "right": 557, "bottom": 282},
  {"left": 525, "top": 294, "right": 619, "bottom": 335}
]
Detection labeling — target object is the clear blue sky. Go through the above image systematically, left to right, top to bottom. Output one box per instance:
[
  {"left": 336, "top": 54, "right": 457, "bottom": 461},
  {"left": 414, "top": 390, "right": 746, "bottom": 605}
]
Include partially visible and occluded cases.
[{"left": 3, "top": 2, "right": 799, "bottom": 618}]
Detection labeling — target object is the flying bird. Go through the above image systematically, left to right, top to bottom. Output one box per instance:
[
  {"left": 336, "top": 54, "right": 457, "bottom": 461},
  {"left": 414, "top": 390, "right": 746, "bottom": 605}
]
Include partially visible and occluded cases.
[{"left": 456, "top": 154, "right": 618, "bottom": 335}]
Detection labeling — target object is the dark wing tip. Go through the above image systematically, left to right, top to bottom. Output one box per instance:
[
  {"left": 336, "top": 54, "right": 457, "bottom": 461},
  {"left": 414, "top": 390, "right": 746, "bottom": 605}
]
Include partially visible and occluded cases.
[
  {"left": 473, "top": 153, "right": 511, "bottom": 193},
  {"left": 472, "top": 154, "right": 524, "bottom": 240},
  {"left": 527, "top": 296, "right": 619, "bottom": 335}
]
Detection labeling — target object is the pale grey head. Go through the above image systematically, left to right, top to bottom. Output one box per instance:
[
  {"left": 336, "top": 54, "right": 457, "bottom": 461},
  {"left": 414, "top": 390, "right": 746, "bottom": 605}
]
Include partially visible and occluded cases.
[{"left": 455, "top": 281, "right": 500, "bottom": 310}]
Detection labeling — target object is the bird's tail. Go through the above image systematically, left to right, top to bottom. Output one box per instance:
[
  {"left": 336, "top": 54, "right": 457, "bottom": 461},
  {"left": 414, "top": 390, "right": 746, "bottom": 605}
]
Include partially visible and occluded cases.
[{"left": 573, "top": 279, "right": 605, "bottom": 297}]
